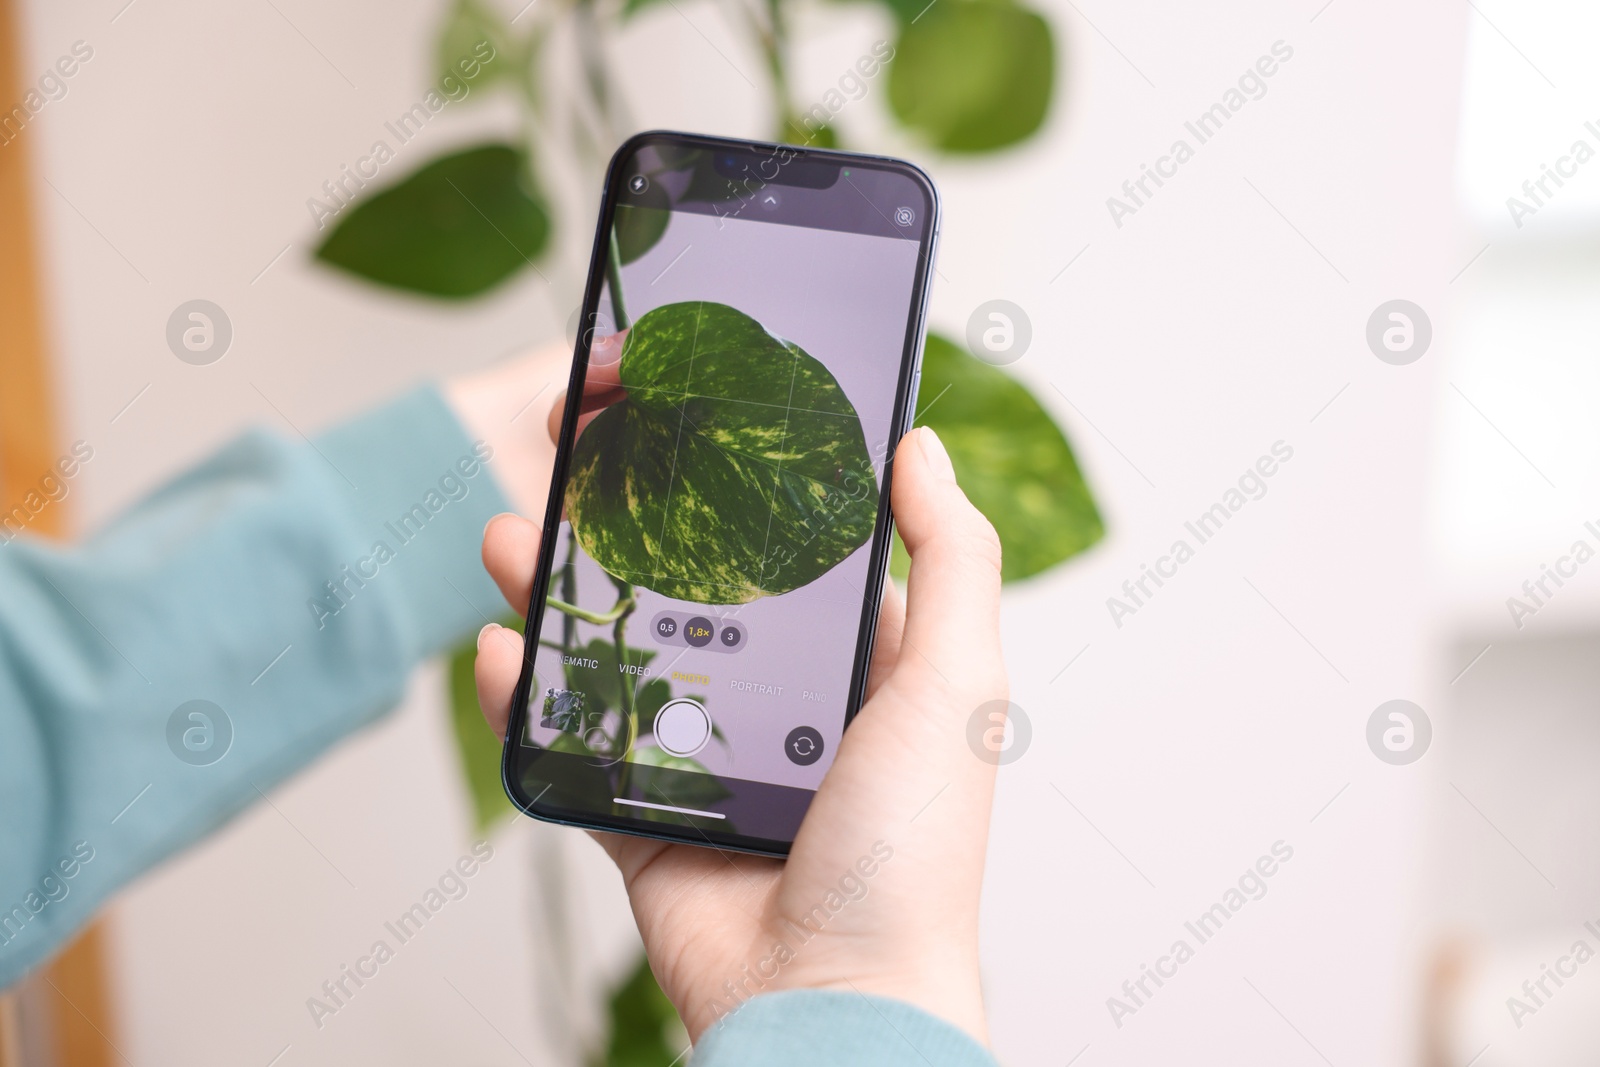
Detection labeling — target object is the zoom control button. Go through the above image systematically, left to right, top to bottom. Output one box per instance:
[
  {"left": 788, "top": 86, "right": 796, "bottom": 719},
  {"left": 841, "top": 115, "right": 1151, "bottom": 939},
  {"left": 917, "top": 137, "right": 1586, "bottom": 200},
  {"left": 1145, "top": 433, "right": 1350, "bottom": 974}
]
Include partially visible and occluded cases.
[
  {"left": 650, "top": 611, "right": 747, "bottom": 653},
  {"left": 683, "top": 616, "right": 714, "bottom": 647},
  {"left": 784, "top": 726, "right": 824, "bottom": 767}
]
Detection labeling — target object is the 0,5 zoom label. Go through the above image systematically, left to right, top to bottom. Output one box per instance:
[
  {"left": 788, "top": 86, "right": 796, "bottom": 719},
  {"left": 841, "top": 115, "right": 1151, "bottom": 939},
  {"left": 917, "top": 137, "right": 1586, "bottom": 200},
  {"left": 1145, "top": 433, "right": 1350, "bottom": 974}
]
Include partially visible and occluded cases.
[{"left": 650, "top": 612, "right": 746, "bottom": 654}]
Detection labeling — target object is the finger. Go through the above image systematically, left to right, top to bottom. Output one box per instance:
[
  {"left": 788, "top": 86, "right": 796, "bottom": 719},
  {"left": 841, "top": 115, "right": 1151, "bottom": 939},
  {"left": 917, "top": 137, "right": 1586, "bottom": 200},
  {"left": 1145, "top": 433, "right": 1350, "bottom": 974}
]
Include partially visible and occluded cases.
[
  {"left": 586, "top": 330, "right": 626, "bottom": 385},
  {"left": 547, "top": 331, "right": 627, "bottom": 446},
  {"left": 546, "top": 391, "right": 563, "bottom": 447},
  {"left": 547, "top": 393, "right": 623, "bottom": 448},
  {"left": 890, "top": 427, "right": 1005, "bottom": 693},
  {"left": 483, "top": 512, "right": 542, "bottom": 614},
  {"left": 864, "top": 578, "right": 905, "bottom": 699},
  {"left": 473, "top": 622, "right": 524, "bottom": 741},
  {"left": 586, "top": 829, "right": 623, "bottom": 862},
  {"left": 587, "top": 829, "right": 669, "bottom": 882}
]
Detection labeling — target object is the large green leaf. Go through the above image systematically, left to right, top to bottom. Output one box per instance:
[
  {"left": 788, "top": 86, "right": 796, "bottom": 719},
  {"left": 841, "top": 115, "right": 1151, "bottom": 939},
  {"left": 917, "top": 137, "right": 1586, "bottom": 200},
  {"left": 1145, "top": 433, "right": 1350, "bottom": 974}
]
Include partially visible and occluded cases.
[
  {"left": 887, "top": 0, "right": 1054, "bottom": 152},
  {"left": 315, "top": 144, "right": 549, "bottom": 298},
  {"left": 567, "top": 301, "right": 880, "bottom": 603},
  {"left": 895, "top": 333, "right": 1102, "bottom": 582}
]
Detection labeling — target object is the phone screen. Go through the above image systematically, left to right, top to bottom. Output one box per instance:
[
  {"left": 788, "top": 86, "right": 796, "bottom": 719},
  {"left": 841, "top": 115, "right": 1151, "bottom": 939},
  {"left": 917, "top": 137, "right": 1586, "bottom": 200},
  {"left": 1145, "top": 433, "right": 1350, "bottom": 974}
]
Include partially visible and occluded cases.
[{"left": 506, "top": 134, "right": 937, "bottom": 854}]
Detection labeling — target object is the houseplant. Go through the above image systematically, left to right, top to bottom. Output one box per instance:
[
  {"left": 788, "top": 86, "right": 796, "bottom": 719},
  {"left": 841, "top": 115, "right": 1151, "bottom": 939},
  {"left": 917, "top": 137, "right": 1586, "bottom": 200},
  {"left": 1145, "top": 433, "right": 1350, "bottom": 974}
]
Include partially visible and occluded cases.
[{"left": 317, "top": 0, "right": 1099, "bottom": 1059}]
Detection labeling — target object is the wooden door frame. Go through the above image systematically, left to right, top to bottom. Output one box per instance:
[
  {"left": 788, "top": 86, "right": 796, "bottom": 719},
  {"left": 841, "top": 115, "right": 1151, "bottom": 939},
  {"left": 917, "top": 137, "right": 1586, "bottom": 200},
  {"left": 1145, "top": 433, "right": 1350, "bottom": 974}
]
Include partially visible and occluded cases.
[{"left": 0, "top": 1, "right": 118, "bottom": 1064}]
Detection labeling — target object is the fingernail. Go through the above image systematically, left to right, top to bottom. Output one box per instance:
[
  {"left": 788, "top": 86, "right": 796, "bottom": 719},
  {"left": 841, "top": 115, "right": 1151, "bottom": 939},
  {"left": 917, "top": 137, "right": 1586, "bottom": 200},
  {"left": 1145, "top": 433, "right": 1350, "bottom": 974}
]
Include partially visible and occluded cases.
[
  {"left": 590, "top": 334, "right": 623, "bottom": 366},
  {"left": 921, "top": 427, "right": 956, "bottom": 483},
  {"left": 484, "top": 512, "right": 515, "bottom": 538},
  {"left": 477, "top": 622, "right": 501, "bottom": 650}
]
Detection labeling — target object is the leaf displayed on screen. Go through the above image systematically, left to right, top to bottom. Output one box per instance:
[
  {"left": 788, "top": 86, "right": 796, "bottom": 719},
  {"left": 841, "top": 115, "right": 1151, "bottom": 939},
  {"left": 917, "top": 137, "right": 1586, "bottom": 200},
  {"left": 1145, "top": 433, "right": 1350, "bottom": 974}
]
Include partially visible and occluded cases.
[
  {"left": 887, "top": 0, "right": 1054, "bottom": 153},
  {"left": 315, "top": 144, "right": 549, "bottom": 298},
  {"left": 614, "top": 203, "right": 671, "bottom": 265},
  {"left": 567, "top": 301, "right": 880, "bottom": 604},
  {"left": 895, "top": 333, "right": 1102, "bottom": 582},
  {"left": 544, "top": 730, "right": 596, "bottom": 756},
  {"left": 628, "top": 747, "right": 731, "bottom": 809}
]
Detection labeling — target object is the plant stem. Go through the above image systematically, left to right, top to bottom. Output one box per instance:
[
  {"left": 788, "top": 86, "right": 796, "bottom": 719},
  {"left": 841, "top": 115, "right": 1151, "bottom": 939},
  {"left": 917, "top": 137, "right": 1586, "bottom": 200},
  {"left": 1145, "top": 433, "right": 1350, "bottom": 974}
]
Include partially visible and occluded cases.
[
  {"left": 573, "top": 0, "right": 615, "bottom": 142},
  {"left": 752, "top": 0, "right": 798, "bottom": 141},
  {"left": 605, "top": 228, "right": 630, "bottom": 330},
  {"left": 560, "top": 534, "right": 576, "bottom": 654},
  {"left": 609, "top": 574, "right": 638, "bottom": 723},
  {"left": 607, "top": 575, "right": 638, "bottom": 774},
  {"left": 546, "top": 593, "right": 632, "bottom": 626},
  {"left": 613, "top": 610, "right": 636, "bottom": 729}
]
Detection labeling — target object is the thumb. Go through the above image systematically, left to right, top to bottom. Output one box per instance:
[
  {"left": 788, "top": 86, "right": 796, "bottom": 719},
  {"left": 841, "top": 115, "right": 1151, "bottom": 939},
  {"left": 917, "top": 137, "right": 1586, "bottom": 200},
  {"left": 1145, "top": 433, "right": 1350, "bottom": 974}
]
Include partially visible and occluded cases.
[{"left": 890, "top": 427, "right": 1005, "bottom": 692}]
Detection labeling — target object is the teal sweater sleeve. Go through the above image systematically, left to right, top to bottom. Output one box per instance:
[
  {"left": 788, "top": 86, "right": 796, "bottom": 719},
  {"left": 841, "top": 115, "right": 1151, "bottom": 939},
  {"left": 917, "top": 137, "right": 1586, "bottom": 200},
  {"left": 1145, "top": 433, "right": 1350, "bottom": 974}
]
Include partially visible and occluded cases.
[
  {"left": 0, "top": 386, "right": 511, "bottom": 987},
  {"left": 692, "top": 990, "right": 997, "bottom": 1067}
]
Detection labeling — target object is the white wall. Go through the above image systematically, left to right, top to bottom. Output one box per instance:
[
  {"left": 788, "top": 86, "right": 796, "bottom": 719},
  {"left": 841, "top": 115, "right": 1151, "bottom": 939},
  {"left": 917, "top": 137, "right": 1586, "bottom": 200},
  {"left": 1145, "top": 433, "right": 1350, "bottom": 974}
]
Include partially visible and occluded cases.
[
  {"left": 18, "top": 0, "right": 1479, "bottom": 1064},
  {"left": 1422, "top": 4, "right": 1600, "bottom": 1061}
]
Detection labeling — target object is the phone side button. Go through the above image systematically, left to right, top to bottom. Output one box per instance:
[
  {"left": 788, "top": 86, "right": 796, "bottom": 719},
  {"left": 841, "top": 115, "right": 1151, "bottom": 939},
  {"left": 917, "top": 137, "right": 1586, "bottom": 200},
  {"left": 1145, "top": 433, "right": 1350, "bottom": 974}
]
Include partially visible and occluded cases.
[{"left": 904, "top": 370, "right": 922, "bottom": 434}]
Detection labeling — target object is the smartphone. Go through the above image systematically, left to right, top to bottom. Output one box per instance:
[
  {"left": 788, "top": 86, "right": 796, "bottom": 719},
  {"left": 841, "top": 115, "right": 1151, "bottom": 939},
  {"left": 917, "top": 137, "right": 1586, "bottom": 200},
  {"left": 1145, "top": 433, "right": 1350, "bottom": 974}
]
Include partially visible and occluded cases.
[{"left": 502, "top": 131, "right": 939, "bottom": 856}]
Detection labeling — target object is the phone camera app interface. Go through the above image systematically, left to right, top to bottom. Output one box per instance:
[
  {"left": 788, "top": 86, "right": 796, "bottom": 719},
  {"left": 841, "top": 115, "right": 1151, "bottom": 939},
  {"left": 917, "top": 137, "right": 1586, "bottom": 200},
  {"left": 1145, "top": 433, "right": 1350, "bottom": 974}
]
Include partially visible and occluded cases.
[{"left": 522, "top": 142, "right": 927, "bottom": 830}]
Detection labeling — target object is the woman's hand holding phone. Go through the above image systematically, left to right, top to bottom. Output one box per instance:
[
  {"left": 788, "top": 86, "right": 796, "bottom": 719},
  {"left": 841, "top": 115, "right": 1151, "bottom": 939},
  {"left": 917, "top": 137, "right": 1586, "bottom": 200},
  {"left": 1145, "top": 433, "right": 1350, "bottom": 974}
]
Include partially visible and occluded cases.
[
  {"left": 441, "top": 332, "right": 627, "bottom": 522},
  {"left": 473, "top": 415, "right": 1007, "bottom": 1046}
]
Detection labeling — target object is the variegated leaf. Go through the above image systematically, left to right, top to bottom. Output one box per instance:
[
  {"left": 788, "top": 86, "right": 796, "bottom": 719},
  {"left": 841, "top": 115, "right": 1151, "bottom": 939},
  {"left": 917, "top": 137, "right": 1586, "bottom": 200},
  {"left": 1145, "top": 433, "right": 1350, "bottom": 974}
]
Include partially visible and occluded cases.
[{"left": 566, "top": 301, "right": 879, "bottom": 604}]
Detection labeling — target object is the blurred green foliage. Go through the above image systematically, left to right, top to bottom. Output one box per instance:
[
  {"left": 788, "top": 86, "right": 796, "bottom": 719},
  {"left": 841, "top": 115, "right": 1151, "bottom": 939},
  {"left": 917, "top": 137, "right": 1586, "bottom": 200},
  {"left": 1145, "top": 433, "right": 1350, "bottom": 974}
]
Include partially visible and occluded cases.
[
  {"left": 316, "top": 0, "right": 1055, "bottom": 300},
  {"left": 888, "top": 0, "right": 1054, "bottom": 152},
  {"left": 316, "top": 145, "right": 548, "bottom": 297},
  {"left": 895, "top": 334, "right": 1102, "bottom": 582},
  {"left": 447, "top": 613, "right": 521, "bottom": 831},
  {"left": 589, "top": 956, "right": 685, "bottom": 1067}
]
